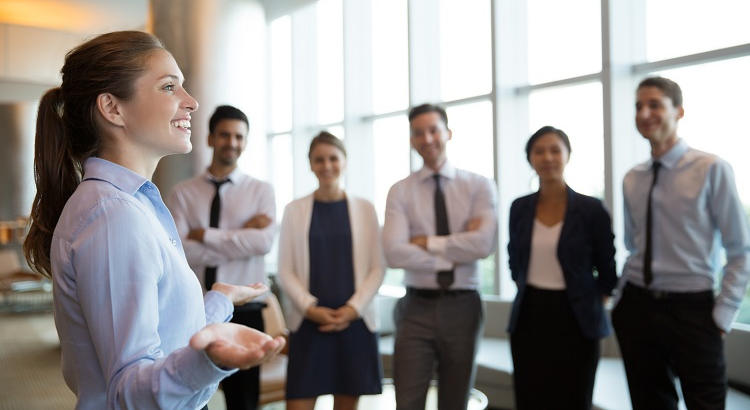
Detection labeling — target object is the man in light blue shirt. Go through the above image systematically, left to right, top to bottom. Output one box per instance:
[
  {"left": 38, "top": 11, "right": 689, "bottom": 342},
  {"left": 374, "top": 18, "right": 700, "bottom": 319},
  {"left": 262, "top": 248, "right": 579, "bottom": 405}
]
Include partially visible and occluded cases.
[{"left": 612, "top": 76, "right": 750, "bottom": 409}]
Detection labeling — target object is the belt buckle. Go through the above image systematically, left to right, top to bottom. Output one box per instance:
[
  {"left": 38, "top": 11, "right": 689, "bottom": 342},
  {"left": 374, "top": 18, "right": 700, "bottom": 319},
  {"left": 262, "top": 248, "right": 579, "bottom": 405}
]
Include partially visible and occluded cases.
[{"left": 651, "top": 289, "right": 667, "bottom": 299}]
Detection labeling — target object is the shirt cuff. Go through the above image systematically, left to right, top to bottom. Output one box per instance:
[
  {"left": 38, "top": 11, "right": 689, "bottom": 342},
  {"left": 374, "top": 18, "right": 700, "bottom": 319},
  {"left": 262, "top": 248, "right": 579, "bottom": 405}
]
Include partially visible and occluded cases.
[
  {"left": 427, "top": 235, "right": 448, "bottom": 255},
  {"left": 433, "top": 255, "right": 453, "bottom": 272},
  {"left": 204, "top": 290, "right": 234, "bottom": 324},
  {"left": 713, "top": 302, "right": 737, "bottom": 333},
  {"left": 176, "top": 346, "right": 237, "bottom": 390}
]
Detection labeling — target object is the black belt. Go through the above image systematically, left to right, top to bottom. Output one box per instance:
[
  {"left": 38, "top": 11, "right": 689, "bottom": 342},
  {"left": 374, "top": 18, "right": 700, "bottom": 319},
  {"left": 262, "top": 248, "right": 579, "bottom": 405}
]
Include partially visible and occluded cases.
[
  {"left": 624, "top": 282, "right": 713, "bottom": 302},
  {"left": 406, "top": 287, "right": 477, "bottom": 298},
  {"left": 234, "top": 301, "right": 267, "bottom": 313}
]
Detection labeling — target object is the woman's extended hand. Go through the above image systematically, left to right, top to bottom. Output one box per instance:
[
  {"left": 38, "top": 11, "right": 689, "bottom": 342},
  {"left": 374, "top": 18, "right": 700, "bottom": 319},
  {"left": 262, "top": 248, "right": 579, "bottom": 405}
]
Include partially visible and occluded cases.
[
  {"left": 211, "top": 282, "right": 268, "bottom": 306},
  {"left": 190, "top": 322, "right": 285, "bottom": 370}
]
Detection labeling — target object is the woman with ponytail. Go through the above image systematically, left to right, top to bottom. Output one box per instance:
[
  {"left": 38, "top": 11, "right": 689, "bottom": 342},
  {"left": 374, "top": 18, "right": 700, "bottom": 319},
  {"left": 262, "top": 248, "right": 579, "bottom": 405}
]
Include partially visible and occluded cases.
[{"left": 23, "top": 31, "right": 284, "bottom": 410}]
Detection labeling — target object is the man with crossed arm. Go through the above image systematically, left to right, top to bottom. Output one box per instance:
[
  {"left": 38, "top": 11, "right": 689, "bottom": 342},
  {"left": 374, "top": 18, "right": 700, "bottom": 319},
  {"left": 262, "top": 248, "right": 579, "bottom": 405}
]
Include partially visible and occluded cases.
[
  {"left": 383, "top": 103, "right": 498, "bottom": 410},
  {"left": 168, "top": 105, "right": 276, "bottom": 410}
]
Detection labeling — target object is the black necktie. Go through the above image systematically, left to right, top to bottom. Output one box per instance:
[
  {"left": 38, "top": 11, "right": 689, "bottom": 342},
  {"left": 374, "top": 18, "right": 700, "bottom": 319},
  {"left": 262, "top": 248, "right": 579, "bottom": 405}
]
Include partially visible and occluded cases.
[
  {"left": 643, "top": 162, "right": 661, "bottom": 287},
  {"left": 434, "top": 174, "right": 454, "bottom": 289},
  {"left": 204, "top": 179, "right": 229, "bottom": 290}
]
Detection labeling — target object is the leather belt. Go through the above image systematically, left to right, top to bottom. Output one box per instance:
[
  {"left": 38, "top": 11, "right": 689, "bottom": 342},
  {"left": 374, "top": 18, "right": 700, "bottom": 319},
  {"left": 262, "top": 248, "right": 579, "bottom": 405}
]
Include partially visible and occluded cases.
[
  {"left": 624, "top": 282, "right": 713, "bottom": 302},
  {"left": 406, "top": 287, "right": 477, "bottom": 298}
]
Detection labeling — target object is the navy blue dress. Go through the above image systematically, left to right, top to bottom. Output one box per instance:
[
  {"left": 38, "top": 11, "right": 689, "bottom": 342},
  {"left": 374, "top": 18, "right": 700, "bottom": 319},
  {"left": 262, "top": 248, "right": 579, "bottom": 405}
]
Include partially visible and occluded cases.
[{"left": 285, "top": 199, "right": 383, "bottom": 399}]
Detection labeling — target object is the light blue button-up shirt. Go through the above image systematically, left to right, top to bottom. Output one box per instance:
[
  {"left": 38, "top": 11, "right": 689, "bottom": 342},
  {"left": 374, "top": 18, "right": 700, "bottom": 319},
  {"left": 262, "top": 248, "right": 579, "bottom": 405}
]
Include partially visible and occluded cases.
[
  {"left": 621, "top": 139, "right": 750, "bottom": 332},
  {"left": 51, "top": 157, "right": 236, "bottom": 409}
]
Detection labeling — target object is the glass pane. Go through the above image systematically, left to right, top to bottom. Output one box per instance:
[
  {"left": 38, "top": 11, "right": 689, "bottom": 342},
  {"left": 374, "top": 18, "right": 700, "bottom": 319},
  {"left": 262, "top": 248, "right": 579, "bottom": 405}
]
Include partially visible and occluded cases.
[
  {"left": 316, "top": 0, "right": 344, "bottom": 124},
  {"left": 372, "top": 0, "right": 408, "bottom": 114},
  {"left": 439, "top": 0, "right": 492, "bottom": 101},
  {"left": 527, "top": 0, "right": 601, "bottom": 84},
  {"left": 646, "top": 0, "right": 750, "bottom": 62},
  {"left": 270, "top": 16, "right": 292, "bottom": 132},
  {"left": 649, "top": 58, "right": 750, "bottom": 325},
  {"left": 528, "top": 82, "right": 604, "bottom": 198},
  {"left": 445, "top": 100, "right": 495, "bottom": 180},
  {"left": 373, "top": 115, "right": 411, "bottom": 223},
  {"left": 373, "top": 115, "right": 411, "bottom": 291},
  {"left": 267, "top": 133, "right": 294, "bottom": 274},
  {"left": 271, "top": 134, "right": 294, "bottom": 222}
]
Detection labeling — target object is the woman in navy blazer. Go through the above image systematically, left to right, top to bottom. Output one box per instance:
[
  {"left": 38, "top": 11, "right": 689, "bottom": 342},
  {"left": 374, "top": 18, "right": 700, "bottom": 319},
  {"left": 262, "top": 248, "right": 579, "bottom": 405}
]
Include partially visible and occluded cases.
[{"left": 507, "top": 126, "right": 617, "bottom": 410}]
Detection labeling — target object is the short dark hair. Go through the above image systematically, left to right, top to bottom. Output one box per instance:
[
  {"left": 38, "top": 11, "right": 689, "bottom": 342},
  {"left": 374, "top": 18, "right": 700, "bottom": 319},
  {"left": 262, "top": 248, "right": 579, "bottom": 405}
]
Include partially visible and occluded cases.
[
  {"left": 638, "top": 76, "right": 683, "bottom": 107},
  {"left": 408, "top": 103, "right": 449, "bottom": 128},
  {"left": 209, "top": 105, "right": 249, "bottom": 134},
  {"left": 525, "top": 126, "right": 572, "bottom": 163},
  {"left": 308, "top": 131, "right": 347, "bottom": 158}
]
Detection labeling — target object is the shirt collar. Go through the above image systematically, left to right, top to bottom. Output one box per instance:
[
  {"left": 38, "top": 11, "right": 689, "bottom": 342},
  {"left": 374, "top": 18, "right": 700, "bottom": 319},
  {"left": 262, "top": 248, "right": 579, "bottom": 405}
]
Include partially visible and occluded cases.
[
  {"left": 651, "top": 138, "right": 688, "bottom": 170},
  {"left": 82, "top": 157, "right": 149, "bottom": 196},
  {"left": 417, "top": 160, "right": 456, "bottom": 181},
  {"left": 202, "top": 167, "right": 243, "bottom": 184}
]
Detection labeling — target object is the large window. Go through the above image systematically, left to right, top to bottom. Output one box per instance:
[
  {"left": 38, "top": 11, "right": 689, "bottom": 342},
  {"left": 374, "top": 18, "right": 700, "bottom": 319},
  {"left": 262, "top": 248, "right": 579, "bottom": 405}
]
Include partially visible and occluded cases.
[{"left": 267, "top": 0, "right": 750, "bottom": 325}]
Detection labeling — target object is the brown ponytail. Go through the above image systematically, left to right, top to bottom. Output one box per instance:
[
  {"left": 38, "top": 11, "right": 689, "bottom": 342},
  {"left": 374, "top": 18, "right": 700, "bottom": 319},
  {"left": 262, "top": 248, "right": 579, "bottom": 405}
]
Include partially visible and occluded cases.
[{"left": 23, "top": 31, "right": 164, "bottom": 277}]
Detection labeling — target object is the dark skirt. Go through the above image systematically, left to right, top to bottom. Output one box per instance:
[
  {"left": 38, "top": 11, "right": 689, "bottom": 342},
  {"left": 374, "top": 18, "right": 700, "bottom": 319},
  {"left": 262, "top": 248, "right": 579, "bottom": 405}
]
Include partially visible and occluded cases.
[
  {"left": 510, "top": 285, "right": 600, "bottom": 410},
  {"left": 286, "top": 318, "right": 383, "bottom": 399}
]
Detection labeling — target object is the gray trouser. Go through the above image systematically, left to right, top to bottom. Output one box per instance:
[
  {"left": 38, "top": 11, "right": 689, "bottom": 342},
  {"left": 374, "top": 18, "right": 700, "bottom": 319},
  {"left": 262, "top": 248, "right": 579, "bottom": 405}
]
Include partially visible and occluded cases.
[{"left": 393, "top": 289, "right": 484, "bottom": 410}]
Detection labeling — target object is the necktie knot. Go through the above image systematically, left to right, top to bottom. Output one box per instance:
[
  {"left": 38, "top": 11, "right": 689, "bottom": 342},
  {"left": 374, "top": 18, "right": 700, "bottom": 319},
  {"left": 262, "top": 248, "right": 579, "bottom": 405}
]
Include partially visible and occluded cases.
[
  {"left": 650, "top": 161, "right": 662, "bottom": 188},
  {"left": 212, "top": 179, "right": 229, "bottom": 190}
]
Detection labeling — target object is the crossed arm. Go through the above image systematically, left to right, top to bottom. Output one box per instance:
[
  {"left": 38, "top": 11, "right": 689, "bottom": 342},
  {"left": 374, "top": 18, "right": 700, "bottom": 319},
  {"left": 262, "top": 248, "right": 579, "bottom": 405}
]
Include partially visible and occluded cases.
[
  {"left": 383, "top": 177, "right": 498, "bottom": 271},
  {"left": 168, "top": 184, "right": 277, "bottom": 267}
]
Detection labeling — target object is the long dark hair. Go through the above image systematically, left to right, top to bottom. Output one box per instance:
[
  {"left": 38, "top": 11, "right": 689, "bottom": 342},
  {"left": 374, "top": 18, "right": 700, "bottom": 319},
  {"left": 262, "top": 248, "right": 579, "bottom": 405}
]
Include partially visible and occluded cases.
[{"left": 24, "top": 31, "right": 164, "bottom": 277}]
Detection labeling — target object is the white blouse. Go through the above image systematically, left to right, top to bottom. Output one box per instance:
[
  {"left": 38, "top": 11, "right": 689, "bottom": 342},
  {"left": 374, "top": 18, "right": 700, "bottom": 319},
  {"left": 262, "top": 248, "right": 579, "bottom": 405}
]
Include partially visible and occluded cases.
[{"left": 526, "top": 219, "right": 566, "bottom": 290}]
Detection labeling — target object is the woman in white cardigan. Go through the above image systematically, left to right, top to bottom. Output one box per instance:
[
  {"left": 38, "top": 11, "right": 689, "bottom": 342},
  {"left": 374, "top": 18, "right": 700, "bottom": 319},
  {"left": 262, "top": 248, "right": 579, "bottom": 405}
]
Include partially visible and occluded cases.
[{"left": 278, "top": 132, "right": 385, "bottom": 410}]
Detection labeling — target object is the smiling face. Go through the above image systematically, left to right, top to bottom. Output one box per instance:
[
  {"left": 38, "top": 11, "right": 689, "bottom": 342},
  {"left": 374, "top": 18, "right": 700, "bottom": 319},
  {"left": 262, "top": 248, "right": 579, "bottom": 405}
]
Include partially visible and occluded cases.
[
  {"left": 117, "top": 49, "right": 198, "bottom": 159},
  {"left": 635, "top": 86, "right": 683, "bottom": 147},
  {"left": 410, "top": 111, "right": 452, "bottom": 170},
  {"left": 209, "top": 119, "right": 248, "bottom": 167},
  {"left": 529, "top": 132, "right": 569, "bottom": 183},
  {"left": 309, "top": 142, "right": 346, "bottom": 188}
]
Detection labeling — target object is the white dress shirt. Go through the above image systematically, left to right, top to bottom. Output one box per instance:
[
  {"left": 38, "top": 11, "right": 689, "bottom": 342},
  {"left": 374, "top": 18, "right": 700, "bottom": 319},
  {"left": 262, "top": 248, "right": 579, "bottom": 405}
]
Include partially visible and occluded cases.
[
  {"left": 621, "top": 139, "right": 750, "bottom": 332},
  {"left": 382, "top": 162, "right": 498, "bottom": 290},
  {"left": 167, "top": 168, "right": 276, "bottom": 290},
  {"left": 526, "top": 219, "right": 566, "bottom": 290}
]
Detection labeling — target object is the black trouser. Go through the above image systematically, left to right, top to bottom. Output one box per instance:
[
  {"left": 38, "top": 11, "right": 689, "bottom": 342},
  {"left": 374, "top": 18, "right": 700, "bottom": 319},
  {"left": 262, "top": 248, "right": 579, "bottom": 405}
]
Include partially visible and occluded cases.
[
  {"left": 612, "top": 283, "right": 726, "bottom": 410},
  {"left": 510, "top": 286, "right": 599, "bottom": 410},
  {"left": 221, "top": 302, "right": 266, "bottom": 410}
]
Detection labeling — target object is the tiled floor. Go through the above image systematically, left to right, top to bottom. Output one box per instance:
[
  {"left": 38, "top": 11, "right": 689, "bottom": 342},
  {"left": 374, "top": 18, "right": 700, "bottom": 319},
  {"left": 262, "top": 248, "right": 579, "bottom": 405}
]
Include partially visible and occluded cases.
[{"left": 0, "top": 312, "right": 76, "bottom": 409}]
